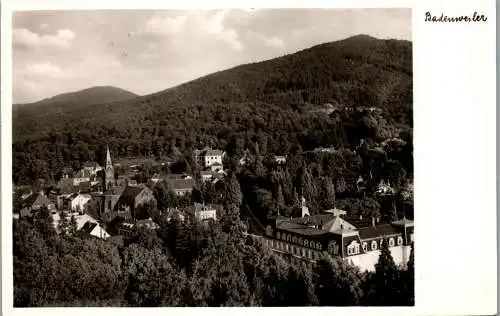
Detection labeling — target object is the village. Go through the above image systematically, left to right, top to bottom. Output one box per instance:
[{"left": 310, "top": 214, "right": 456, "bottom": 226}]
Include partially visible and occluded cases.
[
  {"left": 13, "top": 141, "right": 413, "bottom": 272},
  {"left": 13, "top": 146, "right": 233, "bottom": 240}
]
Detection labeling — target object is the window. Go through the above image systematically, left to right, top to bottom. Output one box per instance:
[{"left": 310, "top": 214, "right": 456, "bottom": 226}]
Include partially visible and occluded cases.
[
  {"left": 277, "top": 232, "right": 281, "bottom": 240},
  {"left": 410, "top": 233, "right": 414, "bottom": 242},
  {"left": 287, "top": 235, "right": 291, "bottom": 242},
  {"left": 292, "top": 236, "right": 297, "bottom": 243},
  {"left": 397, "top": 236, "right": 403, "bottom": 246},
  {"left": 389, "top": 238, "right": 395, "bottom": 247},
  {"left": 304, "top": 240, "right": 309, "bottom": 248},
  {"left": 328, "top": 241, "right": 339, "bottom": 255},
  {"left": 347, "top": 241, "right": 360, "bottom": 256},
  {"left": 371, "top": 241, "right": 378, "bottom": 251},
  {"left": 317, "top": 242, "right": 322, "bottom": 251},
  {"left": 362, "top": 242, "right": 368, "bottom": 252},
  {"left": 286, "top": 244, "right": 289, "bottom": 252},
  {"left": 302, "top": 248, "right": 306, "bottom": 257},
  {"left": 308, "top": 250, "right": 312, "bottom": 259}
]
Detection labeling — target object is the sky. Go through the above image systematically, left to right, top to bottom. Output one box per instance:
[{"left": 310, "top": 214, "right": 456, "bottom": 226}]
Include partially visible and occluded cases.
[{"left": 12, "top": 9, "right": 411, "bottom": 104}]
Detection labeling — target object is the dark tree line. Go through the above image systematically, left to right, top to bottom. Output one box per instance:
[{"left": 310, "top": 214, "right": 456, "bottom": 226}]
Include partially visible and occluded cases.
[{"left": 13, "top": 206, "right": 414, "bottom": 307}]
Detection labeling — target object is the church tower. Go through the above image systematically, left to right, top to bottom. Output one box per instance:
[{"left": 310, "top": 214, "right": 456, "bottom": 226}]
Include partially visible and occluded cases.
[{"left": 104, "top": 145, "right": 115, "bottom": 190}]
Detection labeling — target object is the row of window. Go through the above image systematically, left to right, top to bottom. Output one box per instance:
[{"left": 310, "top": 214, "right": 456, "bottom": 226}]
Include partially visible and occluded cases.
[
  {"left": 276, "top": 231, "right": 323, "bottom": 251},
  {"left": 360, "top": 236, "right": 404, "bottom": 252},
  {"left": 267, "top": 239, "right": 322, "bottom": 261}
]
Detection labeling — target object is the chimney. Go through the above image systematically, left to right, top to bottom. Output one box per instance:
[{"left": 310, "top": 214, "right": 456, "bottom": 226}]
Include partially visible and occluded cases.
[{"left": 372, "top": 216, "right": 376, "bottom": 227}]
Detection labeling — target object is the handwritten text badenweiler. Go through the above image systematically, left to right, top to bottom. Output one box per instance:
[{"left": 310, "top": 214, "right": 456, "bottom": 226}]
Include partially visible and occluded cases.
[{"left": 425, "top": 11, "right": 487, "bottom": 22}]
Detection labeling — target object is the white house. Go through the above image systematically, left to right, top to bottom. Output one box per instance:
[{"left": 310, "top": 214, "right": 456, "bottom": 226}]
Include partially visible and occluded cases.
[
  {"left": 193, "top": 148, "right": 225, "bottom": 169},
  {"left": 274, "top": 155, "right": 287, "bottom": 164},
  {"left": 82, "top": 161, "right": 103, "bottom": 176},
  {"left": 200, "top": 170, "right": 214, "bottom": 182},
  {"left": 66, "top": 193, "right": 92, "bottom": 212},
  {"left": 193, "top": 203, "right": 217, "bottom": 222}
]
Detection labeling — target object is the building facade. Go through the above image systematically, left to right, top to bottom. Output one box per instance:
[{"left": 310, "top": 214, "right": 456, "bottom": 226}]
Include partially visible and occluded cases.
[{"left": 261, "top": 214, "right": 414, "bottom": 272}]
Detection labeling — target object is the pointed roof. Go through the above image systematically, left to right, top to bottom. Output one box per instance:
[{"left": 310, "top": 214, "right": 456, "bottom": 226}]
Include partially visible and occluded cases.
[
  {"left": 106, "top": 145, "right": 112, "bottom": 166},
  {"left": 323, "top": 216, "right": 357, "bottom": 233}
]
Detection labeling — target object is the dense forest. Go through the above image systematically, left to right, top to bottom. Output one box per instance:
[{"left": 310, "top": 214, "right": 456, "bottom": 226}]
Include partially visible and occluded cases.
[
  {"left": 12, "top": 35, "right": 412, "bottom": 186},
  {"left": 14, "top": 203, "right": 414, "bottom": 307}
]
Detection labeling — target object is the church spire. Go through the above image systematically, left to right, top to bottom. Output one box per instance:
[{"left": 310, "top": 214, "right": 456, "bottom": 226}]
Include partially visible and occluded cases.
[
  {"left": 104, "top": 145, "right": 115, "bottom": 190},
  {"left": 106, "top": 145, "right": 112, "bottom": 166}
]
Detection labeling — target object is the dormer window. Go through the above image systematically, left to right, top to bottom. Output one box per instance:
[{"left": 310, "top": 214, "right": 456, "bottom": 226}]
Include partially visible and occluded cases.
[
  {"left": 397, "top": 236, "right": 403, "bottom": 246},
  {"left": 389, "top": 238, "right": 395, "bottom": 247},
  {"left": 347, "top": 241, "right": 360, "bottom": 256},
  {"left": 371, "top": 241, "right": 378, "bottom": 251}
]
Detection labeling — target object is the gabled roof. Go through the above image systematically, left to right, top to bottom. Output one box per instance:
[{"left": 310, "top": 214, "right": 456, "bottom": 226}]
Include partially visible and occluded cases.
[
  {"left": 83, "top": 161, "right": 101, "bottom": 168},
  {"left": 56, "top": 178, "right": 77, "bottom": 195},
  {"left": 168, "top": 178, "right": 195, "bottom": 190},
  {"left": 121, "top": 185, "right": 148, "bottom": 199},
  {"left": 23, "top": 192, "right": 52, "bottom": 209},
  {"left": 323, "top": 216, "right": 357, "bottom": 232},
  {"left": 80, "top": 222, "right": 98, "bottom": 234}
]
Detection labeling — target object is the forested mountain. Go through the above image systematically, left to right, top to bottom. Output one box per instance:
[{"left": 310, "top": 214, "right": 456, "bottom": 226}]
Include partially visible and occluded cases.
[
  {"left": 12, "top": 35, "right": 412, "bottom": 185},
  {"left": 15, "top": 85, "right": 138, "bottom": 108},
  {"left": 12, "top": 86, "right": 139, "bottom": 119}
]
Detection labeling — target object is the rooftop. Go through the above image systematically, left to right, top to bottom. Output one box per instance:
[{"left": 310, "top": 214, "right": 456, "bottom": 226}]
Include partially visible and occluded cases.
[
  {"left": 168, "top": 178, "right": 195, "bottom": 190},
  {"left": 357, "top": 224, "right": 402, "bottom": 240}
]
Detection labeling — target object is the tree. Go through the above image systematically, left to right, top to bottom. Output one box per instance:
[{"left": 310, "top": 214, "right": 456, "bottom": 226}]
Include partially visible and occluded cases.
[
  {"left": 226, "top": 173, "right": 243, "bottom": 207},
  {"left": 319, "top": 177, "right": 336, "bottom": 210},
  {"left": 153, "top": 182, "right": 170, "bottom": 211},
  {"left": 274, "top": 185, "right": 285, "bottom": 215},
  {"left": 33, "top": 206, "right": 56, "bottom": 238},
  {"left": 57, "top": 211, "right": 71, "bottom": 236},
  {"left": 70, "top": 215, "right": 78, "bottom": 235},
  {"left": 369, "top": 239, "right": 400, "bottom": 305},
  {"left": 405, "top": 242, "right": 415, "bottom": 305},
  {"left": 313, "top": 256, "right": 363, "bottom": 306}
]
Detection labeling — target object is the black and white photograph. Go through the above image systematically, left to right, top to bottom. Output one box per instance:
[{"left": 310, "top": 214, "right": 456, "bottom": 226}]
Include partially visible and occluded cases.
[{"left": 10, "top": 6, "right": 418, "bottom": 309}]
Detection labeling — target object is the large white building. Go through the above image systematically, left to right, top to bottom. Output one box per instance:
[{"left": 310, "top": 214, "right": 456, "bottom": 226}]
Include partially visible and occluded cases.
[
  {"left": 193, "top": 147, "right": 225, "bottom": 170},
  {"left": 262, "top": 213, "right": 414, "bottom": 272}
]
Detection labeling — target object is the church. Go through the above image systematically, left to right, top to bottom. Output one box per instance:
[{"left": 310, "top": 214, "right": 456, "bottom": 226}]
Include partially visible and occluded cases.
[{"left": 95, "top": 146, "right": 156, "bottom": 223}]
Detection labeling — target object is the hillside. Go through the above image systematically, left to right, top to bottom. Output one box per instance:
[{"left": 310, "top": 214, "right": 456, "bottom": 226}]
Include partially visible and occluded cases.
[
  {"left": 12, "top": 35, "right": 413, "bottom": 184},
  {"left": 16, "top": 85, "right": 138, "bottom": 107},
  {"left": 13, "top": 86, "right": 139, "bottom": 116}
]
